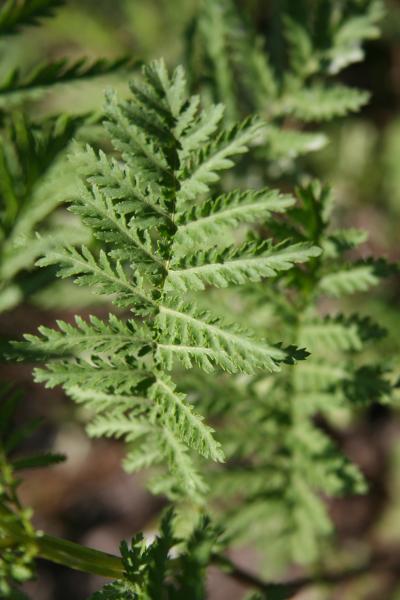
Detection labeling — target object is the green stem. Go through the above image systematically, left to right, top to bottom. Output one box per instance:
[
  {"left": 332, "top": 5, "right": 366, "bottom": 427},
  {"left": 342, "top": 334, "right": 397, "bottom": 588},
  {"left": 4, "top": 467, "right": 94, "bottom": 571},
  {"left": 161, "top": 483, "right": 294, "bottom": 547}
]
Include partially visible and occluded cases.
[
  {"left": 0, "top": 145, "right": 19, "bottom": 228},
  {"left": 0, "top": 506, "right": 124, "bottom": 579},
  {"left": 0, "top": 511, "right": 388, "bottom": 595},
  {"left": 35, "top": 533, "right": 124, "bottom": 578}
]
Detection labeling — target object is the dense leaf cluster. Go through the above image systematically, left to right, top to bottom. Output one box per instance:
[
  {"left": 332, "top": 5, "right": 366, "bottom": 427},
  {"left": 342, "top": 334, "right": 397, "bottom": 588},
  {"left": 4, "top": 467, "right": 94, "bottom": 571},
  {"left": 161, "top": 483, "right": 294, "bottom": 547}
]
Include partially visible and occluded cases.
[
  {"left": 0, "top": 0, "right": 134, "bottom": 312},
  {"left": 188, "top": 0, "right": 383, "bottom": 164},
  {"left": 16, "top": 60, "right": 319, "bottom": 499},
  {"left": 0, "top": 385, "right": 64, "bottom": 596},
  {"left": 91, "top": 510, "right": 222, "bottom": 600}
]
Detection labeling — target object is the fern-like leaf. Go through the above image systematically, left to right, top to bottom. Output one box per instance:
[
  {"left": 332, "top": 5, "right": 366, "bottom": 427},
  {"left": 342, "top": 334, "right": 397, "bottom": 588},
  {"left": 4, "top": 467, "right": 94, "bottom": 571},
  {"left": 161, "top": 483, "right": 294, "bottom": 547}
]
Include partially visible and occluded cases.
[
  {"left": 0, "top": 0, "right": 63, "bottom": 35},
  {"left": 0, "top": 57, "right": 136, "bottom": 107},
  {"left": 19, "top": 59, "right": 314, "bottom": 499},
  {"left": 284, "top": 85, "right": 370, "bottom": 122},
  {"left": 178, "top": 116, "right": 264, "bottom": 203},
  {"left": 175, "top": 188, "right": 294, "bottom": 246},
  {"left": 166, "top": 241, "right": 320, "bottom": 291},
  {"left": 37, "top": 245, "right": 154, "bottom": 311},
  {"left": 319, "top": 264, "right": 379, "bottom": 297},
  {"left": 157, "top": 300, "right": 289, "bottom": 373},
  {"left": 13, "top": 314, "right": 151, "bottom": 360},
  {"left": 149, "top": 375, "right": 224, "bottom": 461}
]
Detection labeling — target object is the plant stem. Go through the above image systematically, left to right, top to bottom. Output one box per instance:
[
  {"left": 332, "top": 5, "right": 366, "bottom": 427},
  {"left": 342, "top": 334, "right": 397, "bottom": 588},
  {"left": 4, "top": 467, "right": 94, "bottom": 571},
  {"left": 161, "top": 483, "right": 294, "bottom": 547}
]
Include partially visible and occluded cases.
[
  {"left": 3, "top": 505, "right": 398, "bottom": 595},
  {"left": 0, "top": 506, "right": 124, "bottom": 579},
  {"left": 35, "top": 533, "right": 124, "bottom": 578},
  {"left": 213, "top": 552, "right": 400, "bottom": 598}
]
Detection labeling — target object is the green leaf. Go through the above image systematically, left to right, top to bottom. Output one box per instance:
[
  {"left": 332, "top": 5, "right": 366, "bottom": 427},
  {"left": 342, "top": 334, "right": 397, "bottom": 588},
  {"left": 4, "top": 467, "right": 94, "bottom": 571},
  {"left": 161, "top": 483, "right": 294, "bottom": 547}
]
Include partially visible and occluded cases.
[
  {"left": 0, "top": 0, "right": 63, "bottom": 35},
  {"left": 328, "top": 1, "right": 384, "bottom": 73},
  {"left": 284, "top": 15, "right": 315, "bottom": 78},
  {"left": 0, "top": 57, "right": 136, "bottom": 107},
  {"left": 284, "top": 85, "right": 370, "bottom": 121},
  {"left": 180, "top": 103, "right": 225, "bottom": 156},
  {"left": 178, "top": 116, "right": 265, "bottom": 202},
  {"left": 264, "top": 126, "right": 327, "bottom": 161},
  {"left": 70, "top": 144, "right": 171, "bottom": 229},
  {"left": 69, "top": 181, "right": 165, "bottom": 273},
  {"left": 175, "top": 188, "right": 294, "bottom": 247},
  {"left": 166, "top": 241, "right": 320, "bottom": 291},
  {"left": 37, "top": 245, "right": 154, "bottom": 311},
  {"left": 319, "top": 264, "right": 379, "bottom": 297},
  {"left": 157, "top": 300, "right": 288, "bottom": 374},
  {"left": 13, "top": 314, "right": 151, "bottom": 361},
  {"left": 299, "top": 314, "right": 386, "bottom": 352},
  {"left": 34, "top": 356, "right": 149, "bottom": 393},
  {"left": 293, "top": 361, "right": 348, "bottom": 392},
  {"left": 149, "top": 375, "right": 224, "bottom": 461},
  {"left": 12, "top": 453, "right": 65, "bottom": 471},
  {"left": 88, "top": 580, "right": 137, "bottom": 600}
]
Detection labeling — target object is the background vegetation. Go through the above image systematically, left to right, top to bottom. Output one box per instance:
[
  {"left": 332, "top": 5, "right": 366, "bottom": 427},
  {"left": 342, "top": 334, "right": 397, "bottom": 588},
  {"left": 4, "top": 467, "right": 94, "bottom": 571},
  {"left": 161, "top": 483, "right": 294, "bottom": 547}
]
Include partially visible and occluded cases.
[{"left": 1, "top": 1, "right": 400, "bottom": 598}]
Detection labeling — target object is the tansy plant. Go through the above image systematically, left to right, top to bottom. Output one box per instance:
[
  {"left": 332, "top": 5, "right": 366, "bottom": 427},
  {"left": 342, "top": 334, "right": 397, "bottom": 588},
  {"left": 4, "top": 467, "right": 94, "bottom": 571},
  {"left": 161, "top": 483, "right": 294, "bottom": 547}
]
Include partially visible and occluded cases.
[{"left": 2, "top": 2, "right": 399, "bottom": 598}]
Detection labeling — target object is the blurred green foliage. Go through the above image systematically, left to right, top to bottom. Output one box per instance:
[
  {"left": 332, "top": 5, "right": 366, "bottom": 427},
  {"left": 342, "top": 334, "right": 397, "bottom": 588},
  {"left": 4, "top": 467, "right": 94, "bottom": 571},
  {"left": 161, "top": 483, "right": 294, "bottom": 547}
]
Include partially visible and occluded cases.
[{"left": 1, "top": 1, "right": 400, "bottom": 598}]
